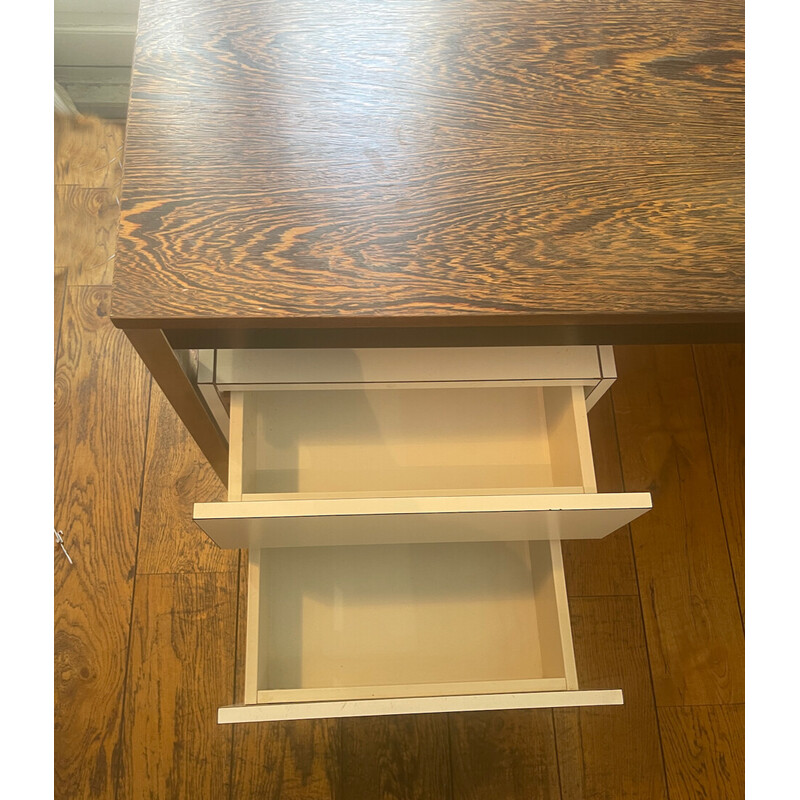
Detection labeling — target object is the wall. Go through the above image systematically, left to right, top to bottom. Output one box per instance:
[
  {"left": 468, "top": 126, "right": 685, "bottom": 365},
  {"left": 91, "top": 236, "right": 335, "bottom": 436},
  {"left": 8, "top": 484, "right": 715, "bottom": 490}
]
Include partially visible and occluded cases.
[{"left": 54, "top": 0, "right": 140, "bottom": 119}]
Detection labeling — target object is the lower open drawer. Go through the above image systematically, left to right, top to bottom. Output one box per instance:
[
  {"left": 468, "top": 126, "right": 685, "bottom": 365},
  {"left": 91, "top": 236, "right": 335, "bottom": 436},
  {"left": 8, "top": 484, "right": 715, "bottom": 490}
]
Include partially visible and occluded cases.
[{"left": 218, "top": 538, "right": 622, "bottom": 723}]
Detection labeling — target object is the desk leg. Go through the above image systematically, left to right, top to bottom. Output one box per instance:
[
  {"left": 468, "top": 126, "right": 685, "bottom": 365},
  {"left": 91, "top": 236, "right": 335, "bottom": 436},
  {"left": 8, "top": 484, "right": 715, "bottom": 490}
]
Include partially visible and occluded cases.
[{"left": 124, "top": 328, "right": 229, "bottom": 485}]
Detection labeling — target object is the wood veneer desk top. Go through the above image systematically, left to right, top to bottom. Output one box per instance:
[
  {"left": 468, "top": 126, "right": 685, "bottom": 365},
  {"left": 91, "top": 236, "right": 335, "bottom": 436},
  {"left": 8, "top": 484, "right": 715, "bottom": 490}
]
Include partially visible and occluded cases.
[{"left": 112, "top": 0, "right": 743, "bottom": 345}]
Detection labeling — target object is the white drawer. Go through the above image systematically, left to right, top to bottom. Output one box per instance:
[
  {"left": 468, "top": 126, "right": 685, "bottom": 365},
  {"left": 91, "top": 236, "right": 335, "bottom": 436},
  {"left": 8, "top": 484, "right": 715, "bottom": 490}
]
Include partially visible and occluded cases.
[
  {"left": 191, "top": 346, "right": 651, "bottom": 722},
  {"left": 219, "top": 538, "right": 624, "bottom": 723}
]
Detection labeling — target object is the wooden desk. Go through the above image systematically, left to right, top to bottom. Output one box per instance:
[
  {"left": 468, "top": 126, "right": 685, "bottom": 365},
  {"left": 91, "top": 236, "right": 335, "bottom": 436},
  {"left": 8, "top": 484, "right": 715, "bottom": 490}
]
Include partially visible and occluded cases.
[{"left": 111, "top": 0, "right": 744, "bottom": 481}]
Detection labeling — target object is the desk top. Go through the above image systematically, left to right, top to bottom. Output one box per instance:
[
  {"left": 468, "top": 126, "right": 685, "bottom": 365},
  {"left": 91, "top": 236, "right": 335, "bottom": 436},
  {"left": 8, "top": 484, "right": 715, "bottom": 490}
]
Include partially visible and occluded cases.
[{"left": 112, "top": 0, "right": 743, "bottom": 342}]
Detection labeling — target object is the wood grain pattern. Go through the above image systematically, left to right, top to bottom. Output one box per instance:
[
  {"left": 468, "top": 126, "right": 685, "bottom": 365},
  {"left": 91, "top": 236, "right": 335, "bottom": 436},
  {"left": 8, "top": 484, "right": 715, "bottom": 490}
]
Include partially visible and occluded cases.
[
  {"left": 112, "top": 0, "right": 743, "bottom": 327},
  {"left": 60, "top": 110, "right": 746, "bottom": 799},
  {"left": 54, "top": 113, "right": 125, "bottom": 190},
  {"left": 55, "top": 185, "right": 120, "bottom": 285},
  {"left": 55, "top": 267, "right": 66, "bottom": 358},
  {"left": 54, "top": 287, "right": 150, "bottom": 800},
  {"left": 124, "top": 327, "right": 230, "bottom": 482},
  {"left": 693, "top": 344, "right": 744, "bottom": 620},
  {"left": 612, "top": 345, "right": 744, "bottom": 706},
  {"left": 136, "top": 379, "right": 237, "bottom": 573},
  {"left": 562, "top": 390, "right": 638, "bottom": 597},
  {"left": 233, "top": 549, "right": 249, "bottom": 705},
  {"left": 116, "top": 572, "right": 238, "bottom": 800},
  {"left": 553, "top": 596, "right": 667, "bottom": 799},
  {"left": 658, "top": 705, "right": 743, "bottom": 800},
  {"left": 450, "top": 710, "right": 561, "bottom": 800},
  {"left": 340, "top": 714, "right": 451, "bottom": 800},
  {"left": 231, "top": 721, "right": 341, "bottom": 799}
]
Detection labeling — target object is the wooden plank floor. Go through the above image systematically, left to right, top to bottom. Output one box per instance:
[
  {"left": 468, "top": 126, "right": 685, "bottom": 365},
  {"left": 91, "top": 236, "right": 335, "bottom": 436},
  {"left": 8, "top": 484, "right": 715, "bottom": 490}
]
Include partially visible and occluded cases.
[{"left": 55, "top": 117, "right": 744, "bottom": 800}]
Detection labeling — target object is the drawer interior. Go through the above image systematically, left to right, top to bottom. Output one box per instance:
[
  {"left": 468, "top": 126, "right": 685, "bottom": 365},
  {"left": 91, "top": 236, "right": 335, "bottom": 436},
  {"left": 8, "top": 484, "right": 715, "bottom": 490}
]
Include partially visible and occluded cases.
[
  {"left": 235, "top": 384, "right": 594, "bottom": 498},
  {"left": 245, "top": 538, "right": 577, "bottom": 704}
]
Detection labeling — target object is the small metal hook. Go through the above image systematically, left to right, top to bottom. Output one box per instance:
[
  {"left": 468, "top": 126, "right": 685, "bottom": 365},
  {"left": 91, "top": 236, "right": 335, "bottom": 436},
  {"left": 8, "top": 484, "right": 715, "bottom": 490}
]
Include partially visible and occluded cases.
[{"left": 54, "top": 529, "right": 73, "bottom": 565}]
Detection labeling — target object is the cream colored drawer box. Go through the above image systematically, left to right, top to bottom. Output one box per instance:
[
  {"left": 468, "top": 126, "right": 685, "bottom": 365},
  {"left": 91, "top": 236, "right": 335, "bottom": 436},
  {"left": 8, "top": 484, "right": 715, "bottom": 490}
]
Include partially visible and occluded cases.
[{"left": 191, "top": 346, "right": 651, "bottom": 723}]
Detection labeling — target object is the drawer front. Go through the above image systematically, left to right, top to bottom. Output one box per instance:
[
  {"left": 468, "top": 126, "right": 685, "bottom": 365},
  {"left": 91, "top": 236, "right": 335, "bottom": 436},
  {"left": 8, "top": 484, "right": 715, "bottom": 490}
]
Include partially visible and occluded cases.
[
  {"left": 206, "top": 345, "right": 609, "bottom": 389},
  {"left": 195, "top": 346, "right": 617, "bottom": 439},
  {"left": 193, "top": 374, "right": 651, "bottom": 549},
  {"left": 194, "top": 492, "right": 652, "bottom": 550},
  {"left": 219, "top": 689, "right": 624, "bottom": 723}
]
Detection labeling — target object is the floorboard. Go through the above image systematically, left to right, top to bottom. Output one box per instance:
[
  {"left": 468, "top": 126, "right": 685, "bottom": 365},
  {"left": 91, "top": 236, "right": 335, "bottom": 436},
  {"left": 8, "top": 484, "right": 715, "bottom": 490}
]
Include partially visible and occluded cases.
[
  {"left": 54, "top": 113, "right": 124, "bottom": 190},
  {"left": 54, "top": 185, "right": 119, "bottom": 285},
  {"left": 54, "top": 266, "right": 66, "bottom": 358},
  {"left": 54, "top": 286, "right": 150, "bottom": 800},
  {"left": 693, "top": 343, "right": 744, "bottom": 621},
  {"left": 612, "top": 345, "right": 744, "bottom": 707},
  {"left": 136, "top": 381, "right": 237, "bottom": 574},
  {"left": 116, "top": 572, "right": 238, "bottom": 800},
  {"left": 553, "top": 596, "right": 668, "bottom": 800},
  {"left": 658, "top": 704, "right": 744, "bottom": 800},
  {"left": 450, "top": 710, "right": 561, "bottom": 800},
  {"left": 340, "top": 714, "right": 452, "bottom": 800},
  {"left": 230, "top": 720, "right": 341, "bottom": 800}
]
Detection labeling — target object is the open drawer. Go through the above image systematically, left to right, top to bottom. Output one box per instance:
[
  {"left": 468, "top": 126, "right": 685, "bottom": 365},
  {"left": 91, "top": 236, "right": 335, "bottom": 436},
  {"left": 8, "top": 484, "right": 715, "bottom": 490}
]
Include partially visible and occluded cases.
[
  {"left": 191, "top": 346, "right": 651, "bottom": 722},
  {"left": 194, "top": 380, "right": 650, "bottom": 550},
  {"left": 219, "top": 538, "right": 621, "bottom": 723}
]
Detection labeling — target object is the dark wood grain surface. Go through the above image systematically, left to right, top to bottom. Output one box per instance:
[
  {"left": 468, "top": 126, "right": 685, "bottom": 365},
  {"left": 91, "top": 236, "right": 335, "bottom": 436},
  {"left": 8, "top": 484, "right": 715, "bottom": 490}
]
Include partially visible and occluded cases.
[
  {"left": 112, "top": 0, "right": 743, "bottom": 334},
  {"left": 54, "top": 288, "right": 150, "bottom": 799},
  {"left": 124, "top": 327, "right": 230, "bottom": 479},
  {"left": 693, "top": 344, "right": 744, "bottom": 620},
  {"left": 612, "top": 345, "right": 744, "bottom": 707},
  {"left": 136, "top": 380, "right": 236, "bottom": 574},
  {"left": 116, "top": 572, "right": 238, "bottom": 800},
  {"left": 553, "top": 597, "right": 668, "bottom": 799},
  {"left": 658, "top": 705, "right": 744, "bottom": 800},
  {"left": 450, "top": 710, "right": 562, "bottom": 800},
  {"left": 340, "top": 715, "right": 452, "bottom": 800},
  {"left": 231, "top": 720, "right": 341, "bottom": 800}
]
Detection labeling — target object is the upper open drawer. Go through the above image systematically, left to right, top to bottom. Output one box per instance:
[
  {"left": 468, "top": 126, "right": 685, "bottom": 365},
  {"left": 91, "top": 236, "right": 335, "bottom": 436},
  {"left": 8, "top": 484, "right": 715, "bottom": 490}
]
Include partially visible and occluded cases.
[{"left": 193, "top": 370, "right": 650, "bottom": 549}]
